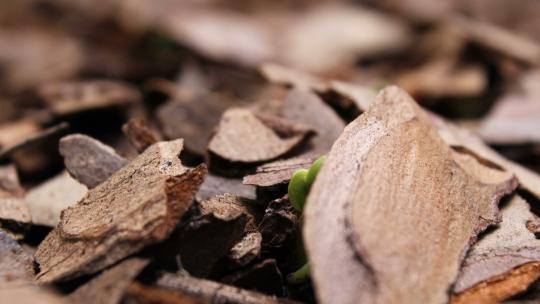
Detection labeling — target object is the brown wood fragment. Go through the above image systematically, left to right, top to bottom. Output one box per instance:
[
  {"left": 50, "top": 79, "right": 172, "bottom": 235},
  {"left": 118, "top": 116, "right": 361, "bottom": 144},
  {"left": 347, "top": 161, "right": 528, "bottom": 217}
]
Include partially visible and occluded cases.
[
  {"left": 259, "top": 63, "right": 329, "bottom": 92},
  {"left": 39, "top": 80, "right": 141, "bottom": 115},
  {"left": 304, "top": 86, "right": 518, "bottom": 304},
  {"left": 208, "top": 108, "right": 305, "bottom": 163},
  {"left": 122, "top": 118, "right": 160, "bottom": 153},
  {"left": 0, "top": 119, "right": 40, "bottom": 150},
  {"left": 0, "top": 122, "right": 69, "bottom": 159},
  {"left": 59, "top": 134, "right": 128, "bottom": 188},
  {"left": 35, "top": 140, "right": 206, "bottom": 284},
  {"left": 243, "top": 153, "right": 318, "bottom": 187},
  {"left": 0, "top": 165, "right": 31, "bottom": 237},
  {"left": 25, "top": 172, "right": 87, "bottom": 227},
  {"left": 196, "top": 174, "right": 256, "bottom": 202},
  {"left": 454, "top": 195, "right": 540, "bottom": 297},
  {"left": 259, "top": 196, "right": 297, "bottom": 249},
  {"left": 0, "top": 230, "right": 34, "bottom": 288},
  {"left": 228, "top": 232, "right": 262, "bottom": 267},
  {"left": 67, "top": 258, "right": 149, "bottom": 304},
  {"left": 451, "top": 262, "right": 540, "bottom": 304},
  {"left": 0, "top": 286, "right": 66, "bottom": 304}
]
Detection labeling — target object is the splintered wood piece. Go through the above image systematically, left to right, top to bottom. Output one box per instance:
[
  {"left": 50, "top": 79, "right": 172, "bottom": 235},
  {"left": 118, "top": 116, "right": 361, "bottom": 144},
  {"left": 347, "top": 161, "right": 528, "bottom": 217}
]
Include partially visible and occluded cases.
[
  {"left": 39, "top": 80, "right": 141, "bottom": 115},
  {"left": 303, "top": 86, "right": 517, "bottom": 304},
  {"left": 280, "top": 88, "right": 344, "bottom": 152},
  {"left": 208, "top": 108, "right": 305, "bottom": 163},
  {"left": 122, "top": 118, "right": 160, "bottom": 153},
  {"left": 59, "top": 134, "right": 128, "bottom": 188},
  {"left": 35, "top": 140, "right": 206, "bottom": 284},
  {"left": 243, "top": 153, "right": 319, "bottom": 187},
  {"left": 0, "top": 165, "right": 31, "bottom": 237},
  {"left": 25, "top": 172, "right": 87, "bottom": 227},
  {"left": 196, "top": 174, "right": 256, "bottom": 202},
  {"left": 453, "top": 195, "right": 540, "bottom": 300},
  {"left": 0, "top": 230, "right": 34, "bottom": 288},
  {"left": 228, "top": 232, "right": 262, "bottom": 267},
  {"left": 67, "top": 258, "right": 149, "bottom": 304}
]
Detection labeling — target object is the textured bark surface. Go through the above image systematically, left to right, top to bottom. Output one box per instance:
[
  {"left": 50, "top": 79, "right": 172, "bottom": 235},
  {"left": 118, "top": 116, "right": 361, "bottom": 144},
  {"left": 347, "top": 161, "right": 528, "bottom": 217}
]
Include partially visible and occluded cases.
[
  {"left": 303, "top": 86, "right": 518, "bottom": 304},
  {"left": 122, "top": 118, "right": 160, "bottom": 153},
  {"left": 59, "top": 134, "right": 128, "bottom": 188},
  {"left": 35, "top": 140, "right": 206, "bottom": 284},
  {"left": 242, "top": 153, "right": 319, "bottom": 187},
  {"left": 0, "top": 165, "right": 31, "bottom": 230},
  {"left": 228, "top": 232, "right": 262, "bottom": 267}
]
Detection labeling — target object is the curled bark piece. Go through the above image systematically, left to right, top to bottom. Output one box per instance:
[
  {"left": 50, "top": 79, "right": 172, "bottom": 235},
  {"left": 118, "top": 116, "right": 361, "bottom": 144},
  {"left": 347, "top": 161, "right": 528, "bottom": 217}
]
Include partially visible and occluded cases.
[
  {"left": 39, "top": 80, "right": 141, "bottom": 115},
  {"left": 304, "top": 86, "right": 517, "bottom": 304},
  {"left": 208, "top": 108, "right": 306, "bottom": 163},
  {"left": 122, "top": 118, "right": 160, "bottom": 153},
  {"left": 59, "top": 134, "right": 128, "bottom": 188},
  {"left": 35, "top": 139, "right": 206, "bottom": 284},
  {"left": 243, "top": 153, "right": 319, "bottom": 187},
  {"left": 25, "top": 172, "right": 87, "bottom": 227},
  {"left": 453, "top": 195, "right": 540, "bottom": 301},
  {"left": 67, "top": 258, "right": 149, "bottom": 304}
]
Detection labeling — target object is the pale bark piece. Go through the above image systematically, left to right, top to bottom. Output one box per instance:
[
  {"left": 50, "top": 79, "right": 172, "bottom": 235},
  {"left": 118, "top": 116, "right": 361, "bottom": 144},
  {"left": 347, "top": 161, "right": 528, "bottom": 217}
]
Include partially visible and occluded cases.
[
  {"left": 259, "top": 63, "right": 330, "bottom": 92},
  {"left": 39, "top": 80, "right": 141, "bottom": 115},
  {"left": 304, "top": 86, "right": 518, "bottom": 304},
  {"left": 280, "top": 88, "right": 344, "bottom": 152},
  {"left": 208, "top": 108, "right": 305, "bottom": 163},
  {"left": 122, "top": 118, "right": 160, "bottom": 153},
  {"left": 59, "top": 134, "right": 128, "bottom": 188},
  {"left": 35, "top": 140, "right": 206, "bottom": 284},
  {"left": 243, "top": 154, "right": 318, "bottom": 187},
  {"left": 0, "top": 165, "right": 31, "bottom": 238},
  {"left": 25, "top": 172, "right": 87, "bottom": 227},
  {"left": 196, "top": 174, "right": 256, "bottom": 202},
  {"left": 454, "top": 195, "right": 540, "bottom": 295},
  {"left": 0, "top": 230, "right": 34, "bottom": 289},
  {"left": 228, "top": 232, "right": 262, "bottom": 267},
  {"left": 67, "top": 258, "right": 149, "bottom": 304}
]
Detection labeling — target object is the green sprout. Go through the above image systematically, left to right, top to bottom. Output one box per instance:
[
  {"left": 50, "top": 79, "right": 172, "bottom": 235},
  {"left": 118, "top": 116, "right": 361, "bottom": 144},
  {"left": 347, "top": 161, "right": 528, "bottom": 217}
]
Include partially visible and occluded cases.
[{"left": 286, "top": 155, "right": 326, "bottom": 285}]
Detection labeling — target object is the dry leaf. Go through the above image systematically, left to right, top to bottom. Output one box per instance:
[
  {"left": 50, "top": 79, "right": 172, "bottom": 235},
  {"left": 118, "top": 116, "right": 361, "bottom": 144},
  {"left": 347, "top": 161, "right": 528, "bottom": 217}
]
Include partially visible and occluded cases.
[
  {"left": 304, "top": 86, "right": 517, "bottom": 304},
  {"left": 59, "top": 134, "right": 128, "bottom": 189},
  {"left": 35, "top": 139, "right": 206, "bottom": 283}
]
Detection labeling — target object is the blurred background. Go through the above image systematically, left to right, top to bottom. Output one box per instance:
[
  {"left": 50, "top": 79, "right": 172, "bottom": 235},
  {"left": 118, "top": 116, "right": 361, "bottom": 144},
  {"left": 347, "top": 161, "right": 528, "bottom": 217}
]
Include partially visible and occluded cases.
[{"left": 1, "top": 0, "right": 540, "bottom": 181}]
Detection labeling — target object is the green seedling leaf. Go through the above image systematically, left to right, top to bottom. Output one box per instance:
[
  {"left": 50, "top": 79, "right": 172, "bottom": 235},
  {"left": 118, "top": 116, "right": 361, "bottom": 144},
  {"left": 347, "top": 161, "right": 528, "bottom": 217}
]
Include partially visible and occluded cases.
[
  {"left": 306, "top": 155, "right": 326, "bottom": 186},
  {"left": 288, "top": 169, "right": 309, "bottom": 212},
  {"left": 287, "top": 263, "right": 310, "bottom": 285}
]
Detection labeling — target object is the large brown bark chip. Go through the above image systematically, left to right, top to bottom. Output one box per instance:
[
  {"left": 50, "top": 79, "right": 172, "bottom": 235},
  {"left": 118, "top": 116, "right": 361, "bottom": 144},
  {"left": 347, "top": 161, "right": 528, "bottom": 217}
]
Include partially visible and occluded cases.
[
  {"left": 303, "top": 86, "right": 518, "bottom": 304},
  {"left": 208, "top": 108, "right": 305, "bottom": 163},
  {"left": 59, "top": 134, "right": 128, "bottom": 188},
  {"left": 35, "top": 139, "right": 206, "bottom": 284},
  {"left": 452, "top": 195, "right": 540, "bottom": 301}
]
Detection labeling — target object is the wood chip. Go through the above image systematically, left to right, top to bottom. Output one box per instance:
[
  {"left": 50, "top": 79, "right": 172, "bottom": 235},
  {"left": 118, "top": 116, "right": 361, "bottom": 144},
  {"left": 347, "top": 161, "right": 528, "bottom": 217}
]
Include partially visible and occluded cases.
[
  {"left": 259, "top": 63, "right": 329, "bottom": 92},
  {"left": 39, "top": 80, "right": 141, "bottom": 115},
  {"left": 303, "top": 86, "right": 518, "bottom": 304},
  {"left": 208, "top": 108, "right": 306, "bottom": 163},
  {"left": 122, "top": 118, "right": 160, "bottom": 153},
  {"left": 0, "top": 119, "right": 40, "bottom": 150},
  {"left": 0, "top": 122, "right": 69, "bottom": 159},
  {"left": 59, "top": 134, "right": 128, "bottom": 188},
  {"left": 35, "top": 140, "right": 206, "bottom": 284},
  {"left": 243, "top": 154, "right": 318, "bottom": 187},
  {"left": 0, "top": 165, "right": 31, "bottom": 237},
  {"left": 25, "top": 172, "right": 87, "bottom": 227},
  {"left": 196, "top": 174, "right": 256, "bottom": 202},
  {"left": 452, "top": 195, "right": 540, "bottom": 301},
  {"left": 259, "top": 196, "right": 297, "bottom": 249},
  {"left": 0, "top": 230, "right": 34, "bottom": 289},
  {"left": 228, "top": 232, "right": 262, "bottom": 267},
  {"left": 67, "top": 258, "right": 149, "bottom": 304},
  {"left": 0, "top": 286, "right": 66, "bottom": 304}
]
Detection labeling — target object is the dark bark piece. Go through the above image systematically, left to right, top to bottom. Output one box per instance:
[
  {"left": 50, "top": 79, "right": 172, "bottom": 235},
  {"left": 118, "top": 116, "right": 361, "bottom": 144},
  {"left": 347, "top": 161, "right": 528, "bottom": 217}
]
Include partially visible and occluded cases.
[
  {"left": 39, "top": 80, "right": 141, "bottom": 115},
  {"left": 304, "top": 86, "right": 518, "bottom": 304},
  {"left": 280, "top": 88, "right": 344, "bottom": 152},
  {"left": 208, "top": 108, "right": 305, "bottom": 163},
  {"left": 122, "top": 118, "right": 160, "bottom": 153},
  {"left": 59, "top": 134, "right": 128, "bottom": 188},
  {"left": 35, "top": 140, "right": 206, "bottom": 284},
  {"left": 243, "top": 153, "right": 319, "bottom": 187},
  {"left": 0, "top": 165, "right": 31, "bottom": 238},
  {"left": 25, "top": 172, "right": 87, "bottom": 227},
  {"left": 196, "top": 174, "right": 256, "bottom": 202},
  {"left": 454, "top": 195, "right": 540, "bottom": 295},
  {"left": 259, "top": 196, "right": 297, "bottom": 249},
  {"left": 0, "top": 230, "right": 34, "bottom": 288},
  {"left": 228, "top": 232, "right": 262, "bottom": 267},
  {"left": 67, "top": 258, "right": 149, "bottom": 304},
  {"left": 222, "top": 259, "right": 284, "bottom": 296},
  {"left": 123, "top": 282, "right": 203, "bottom": 304}
]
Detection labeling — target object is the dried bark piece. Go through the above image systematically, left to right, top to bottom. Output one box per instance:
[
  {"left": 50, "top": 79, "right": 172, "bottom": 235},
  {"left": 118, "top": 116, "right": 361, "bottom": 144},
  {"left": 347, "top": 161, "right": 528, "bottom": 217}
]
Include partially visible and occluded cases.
[
  {"left": 259, "top": 63, "right": 329, "bottom": 92},
  {"left": 39, "top": 80, "right": 141, "bottom": 115},
  {"left": 304, "top": 86, "right": 518, "bottom": 304},
  {"left": 280, "top": 88, "right": 344, "bottom": 152},
  {"left": 208, "top": 108, "right": 305, "bottom": 163},
  {"left": 122, "top": 118, "right": 160, "bottom": 153},
  {"left": 0, "top": 119, "right": 40, "bottom": 150},
  {"left": 0, "top": 122, "right": 69, "bottom": 159},
  {"left": 59, "top": 134, "right": 128, "bottom": 188},
  {"left": 35, "top": 140, "right": 206, "bottom": 284},
  {"left": 243, "top": 154, "right": 319, "bottom": 187},
  {"left": 0, "top": 165, "right": 31, "bottom": 238},
  {"left": 25, "top": 172, "right": 87, "bottom": 227},
  {"left": 196, "top": 174, "right": 256, "bottom": 202},
  {"left": 453, "top": 195, "right": 540, "bottom": 297},
  {"left": 259, "top": 196, "right": 298, "bottom": 249},
  {"left": 0, "top": 230, "right": 34, "bottom": 288},
  {"left": 228, "top": 232, "right": 262, "bottom": 267},
  {"left": 67, "top": 259, "right": 149, "bottom": 304},
  {"left": 222, "top": 259, "right": 284, "bottom": 296},
  {"left": 451, "top": 262, "right": 540, "bottom": 304},
  {"left": 0, "top": 286, "right": 65, "bottom": 304}
]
